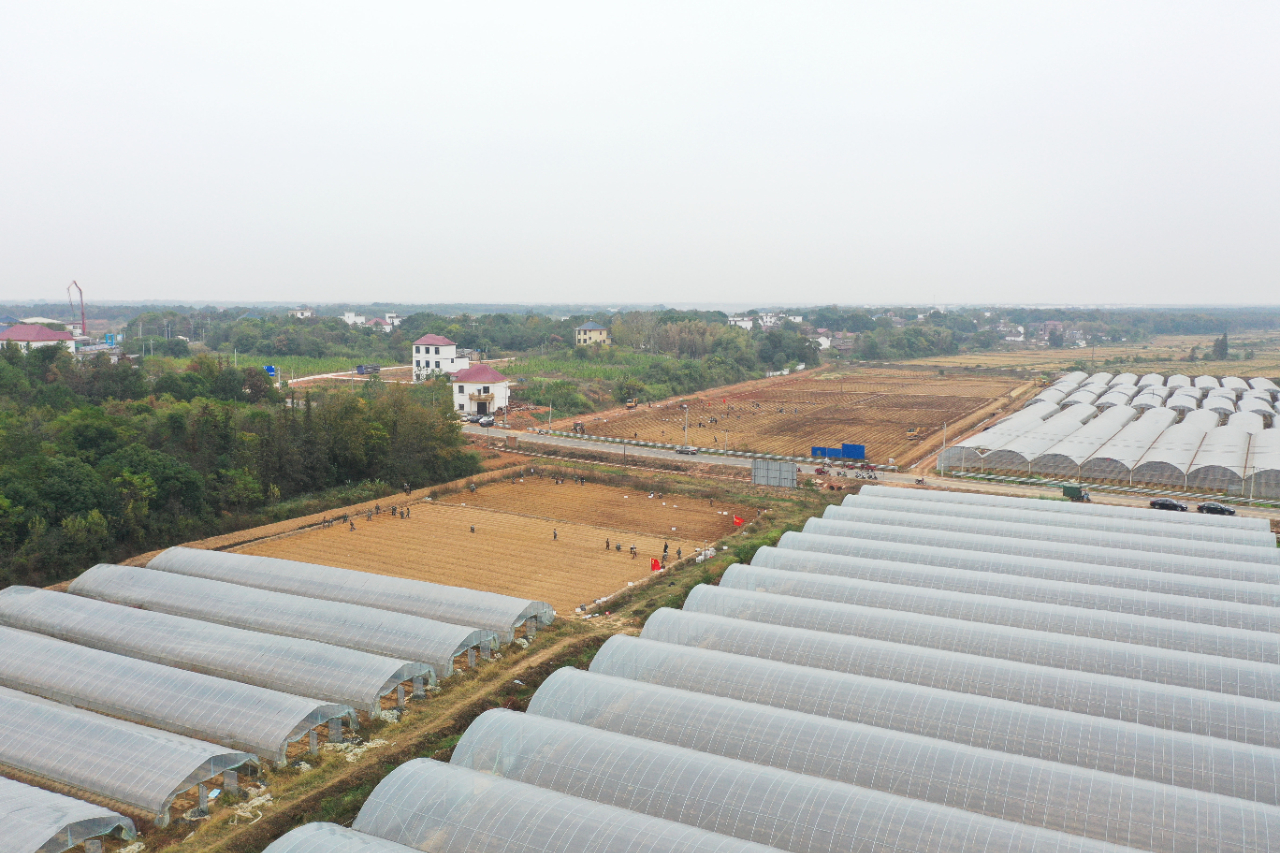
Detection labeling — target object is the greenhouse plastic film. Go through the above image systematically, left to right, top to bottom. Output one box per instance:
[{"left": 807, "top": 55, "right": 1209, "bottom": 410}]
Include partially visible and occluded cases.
[
  {"left": 855, "top": 484, "right": 1270, "bottom": 531},
  {"left": 845, "top": 492, "right": 1275, "bottom": 547},
  {"left": 819, "top": 505, "right": 1279, "bottom": 566},
  {"left": 799, "top": 518, "right": 1280, "bottom": 584},
  {"left": 772, "top": 533, "right": 1280, "bottom": 607},
  {"left": 149, "top": 547, "right": 554, "bottom": 642},
  {"left": 748, "top": 548, "right": 1280, "bottom": 632},
  {"left": 69, "top": 564, "right": 491, "bottom": 677},
  {"left": 711, "top": 568, "right": 1280, "bottom": 667},
  {"left": 0, "top": 587, "right": 433, "bottom": 714},
  {"left": 647, "top": 606, "right": 1280, "bottom": 748},
  {"left": 0, "top": 625, "right": 351, "bottom": 761},
  {"left": 590, "top": 636, "right": 1280, "bottom": 805},
  {"left": 528, "top": 668, "right": 1280, "bottom": 853},
  {"left": 0, "top": 685, "right": 256, "bottom": 819},
  {"left": 452, "top": 709, "right": 1135, "bottom": 853},
  {"left": 353, "top": 758, "right": 779, "bottom": 853},
  {"left": 1, "top": 775, "right": 135, "bottom": 853},
  {"left": 263, "top": 824, "right": 420, "bottom": 853}
]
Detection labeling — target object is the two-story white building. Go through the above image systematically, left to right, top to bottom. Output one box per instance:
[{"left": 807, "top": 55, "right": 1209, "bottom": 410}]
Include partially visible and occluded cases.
[
  {"left": 341, "top": 311, "right": 366, "bottom": 326},
  {"left": 0, "top": 324, "right": 76, "bottom": 353},
  {"left": 413, "top": 334, "right": 470, "bottom": 382},
  {"left": 452, "top": 364, "right": 510, "bottom": 416}
]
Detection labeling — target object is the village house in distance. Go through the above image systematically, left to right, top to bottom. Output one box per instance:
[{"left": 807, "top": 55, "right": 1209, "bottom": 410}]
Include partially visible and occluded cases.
[
  {"left": 574, "top": 320, "right": 611, "bottom": 346},
  {"left": 412, "top": 334, "right": 470, "bottom": 382},
  {"left": 452, "top": 363, "right": 510, "bottom": 417}
]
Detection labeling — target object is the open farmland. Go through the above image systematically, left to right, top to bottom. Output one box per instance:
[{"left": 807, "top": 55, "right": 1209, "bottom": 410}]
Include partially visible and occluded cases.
[
  {"left": 554, "top": 368, "right": 1032, "bottom": 467},
  {"left": 234, "top": 478, "right": 747, "bottom": 614}
]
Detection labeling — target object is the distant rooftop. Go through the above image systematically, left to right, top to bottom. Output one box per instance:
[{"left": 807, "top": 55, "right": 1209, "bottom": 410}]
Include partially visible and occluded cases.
[
  {"left": 576, "top": 321, "right": 608, "bottom": 331},
  {"left": 414, "top": 334, "right": 456, "bottom": 346},
  {"left": 452, "top": 363, "right": 508, "bottom": 383}
]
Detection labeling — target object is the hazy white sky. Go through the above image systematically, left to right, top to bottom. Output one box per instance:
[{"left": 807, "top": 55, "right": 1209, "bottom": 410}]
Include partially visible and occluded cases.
[{"left": 2, "top": 3, "right": 1277, "bottom": 306}]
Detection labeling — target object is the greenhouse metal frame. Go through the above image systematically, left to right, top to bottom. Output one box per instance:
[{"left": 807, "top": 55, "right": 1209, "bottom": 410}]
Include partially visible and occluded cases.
[
  {"left": 1185, "top": 425, "right": 1252, "bottom": 493},
  {"left": 1245, "top": 429, "right": 1280, "bottom": 499},
  {"left": 855, "top": 484, "right": 1270, "bottom": 530},
  {"left": 844, "top": 491, "right": 1275, "bottom": 546},
  {"left": 817, "top": 505, "right": 1279, "bottom": 565},
  {"left": 799, "top": 518, "right": 1280, "bottom": 584},
  {"left": 148, "top": 547, "right": 554, "bottom": 643},
  {"left": 737, "top": 555, "right": 1280, "bottom": 633},
  {"left": 70, "top": 564, "right": 492, "bottom": 677},
  {"left": 0, "top": 587, "right": 433, "bottom": 715},
  {"left": 644, "top": 606, "right": 1280, "bottom": 747},
  {"left": 0, "top": 626, "right": 351, "bottom": 762},
  {"left": 589, "top": 636, "right": 1280, "bottom": 805},
  {"left": 528, "top": 667, "right": 1280, "bottom": 853},
  {"left": 0, "top": 685, "right": 256, "bottom": 824},
  {"left": 451, "top": 708, "right": 1133, "bottom": 853},
  {"left": 352, "top": 759, "right": 778, "bottom": 853},
  {"left": 1, "top": 775, "right": 135, "bottom": 853}
]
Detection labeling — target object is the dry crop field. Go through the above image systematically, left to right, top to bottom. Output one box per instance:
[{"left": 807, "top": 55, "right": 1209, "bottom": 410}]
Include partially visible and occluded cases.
[
  {"left": 555, "top": 368, "right": 1031, "bottom": 467},
  {"left": 235, "top": 478, "right": 748, "bottom": 614}
]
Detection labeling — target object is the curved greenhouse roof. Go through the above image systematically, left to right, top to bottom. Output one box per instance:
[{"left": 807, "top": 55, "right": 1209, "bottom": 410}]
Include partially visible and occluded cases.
[
  {"left": 1061, "top": 370, "right": 1090, "bottom": 385},
  {"left": 1085, "top": 372, "right": 1113, "bottom": 386},
  {"left": 1110, "top": 372, "right": 1138, "bottom": 387},
  {"left": 1138, "top": 373, "right": 1166, "bottom": 388},
  {"left": 1167, "top": 374, "right": 1192, "bottom": 389},
  {"left": 1195, "top": 375, "right": 1221, "bottom": 389},
  {"left": 1224, "top": 376, "right": 1251, "bottom": 393},
  {"left": 1250, "top": 377, "right": 1280, "bottom": 393},
  {"left": 1027, "top": 388, "right": 1068, "bottom": 407},
  {"left": 1063, "top": 389, "right": 1102, "bottom": 407},
  {"left": 1094, "top": 390, "right": 1135, "bottom": 409},
  {"left": 1130, "top": 392, "right": 1165, "bottom": 410},
  {"left": 1167, "top": 394, "right": 1200, "bottom": 412},
  {"left": 1206, "top": 397, "right": 1238, "bottom": 415},
  {"left": 940, "top": 403, "right": 1059, "bottom": 470},
  {"left": 1025, "top": 405, "right": 1136, "bottom": 475},
  {"left": 980, "top": 406, "right": 1097, "bottom": 472},
  {"left": 1080, "top": 407, "right": 1178, "bottom": 480},
  {"left": 1130, "top": 409, "right": 1222, "bottom": 486},
  {"left": 1230, "top": 411, "right": 1268, "bottom": 434},
  {"left": 1186, "top": 425, "right": 1252, "bottom": 492},
  {"left": 1246, "top": 429, "right": 1280, "bottom": 499},
  {"left": 855, "top": 484, "right": 1270, "bottom": 530},
  {"left": 846, "top": 491, "right": 1273, "bottom": 546},
  {"left": 815, "top": 505, "right": 1280, "bottom": 566},
  {"left": 800, "top": 517, "right": 1280, "bottom": 582},
  {"left": 773, "top": 532, "right": 1280, "bottom": 606},
  {"left": 149, "top": 547, "right": 553, "bottom": 642},
  {"left": 746, "top": 550, "right": 1280, "bottom": 631},
  {"left": 70, "top": 564, "right": 490, "bottom": 677},
  {"left": 690, "top": 578, "right": 1280, "bottom": 691},
  {"left": 0, "top": 587, "right": 431, "bottom": 714},
  {"left": 654, "top": 603, "right": 1280, "bottom": 746},
  {"left": 0, "top": 625, "right": 350, "bottom": 762},
  {"left": 589, "top": 636, "right": 1280, "bottom": 805},
  {"left": 528, "top": 668, "right": 1280, "bottom": 853},
  {"left": 0, "top": 685, "right": 255, "bottom": 821},
  {"left": 452, "top": 708, "right": 1131, "bottom": 853},
  {"left": 353, "top": 759, "right": 776, "bottom": 853},
  {"left": 1, "top": 775, "right": 135, "bottom": 853},
  {"left": 262, "top": 824, "right": 415, "bottom": 853}
]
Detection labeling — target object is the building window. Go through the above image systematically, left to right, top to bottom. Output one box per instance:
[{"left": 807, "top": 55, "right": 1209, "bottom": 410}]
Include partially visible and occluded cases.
[
  {"left": 435, "top": 347, "right": 440, "bottom": 355},
  {"left": 415, "top": 360, "right": 420, "bottom": 367},
  {"left": 435, "top": 361, "right": 440, "bottom": 368},
  {"left": 457, "top": 385, "right": 464, "bottom": 393},
  {"left": 482, "top": 386, "right": 489, "bottom": 394},
  {"left": 458, "top": 403, "right": 464, "bottom": 411}
]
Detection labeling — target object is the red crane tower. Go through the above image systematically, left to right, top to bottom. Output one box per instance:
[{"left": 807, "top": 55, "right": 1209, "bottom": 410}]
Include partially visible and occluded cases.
[{"left": 67, "top": 281, "right": 86, "bottom": 339}]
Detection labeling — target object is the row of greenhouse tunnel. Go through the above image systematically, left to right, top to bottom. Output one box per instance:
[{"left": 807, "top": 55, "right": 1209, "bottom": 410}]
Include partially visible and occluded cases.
[
  {"left": 939, "top": 371, "right": 1280, "bottom": 495},
  {"left": 253, "top": 482, "right": 1280, "bottom": 853},
  {"left": 0, "top": 548, "right": 554, "bottom": 852}
]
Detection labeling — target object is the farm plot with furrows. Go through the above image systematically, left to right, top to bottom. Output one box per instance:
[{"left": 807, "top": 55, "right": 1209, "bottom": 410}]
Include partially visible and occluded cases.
[
  {"left": 556, "top": 368, "right": 1030, "bottom": 466},
  {"left": 437, "top": 480, "right": 748, "bottom": 541},
  {"left": 235, "top": 502, "right": 715, "bottom": 615}
]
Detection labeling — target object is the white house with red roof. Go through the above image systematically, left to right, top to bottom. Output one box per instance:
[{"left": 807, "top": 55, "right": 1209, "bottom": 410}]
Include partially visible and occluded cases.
[
  {"left": 0, "top": 324, "right": 75, "bottom": 353},
  {"left": 412, "top": 334, "right": 469, "bottom": 382},
  {"left": 452, "top": 363, "right": 509, "bottom": 416}
]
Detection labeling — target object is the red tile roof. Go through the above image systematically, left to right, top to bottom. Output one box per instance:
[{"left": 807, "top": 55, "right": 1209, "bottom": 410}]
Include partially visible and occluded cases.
[
  {"left": 0, "top": 324, "right": 73, "bottom": 342},
  {"left": 414, "top": 334, "right": 455, "bottom": 346},
  {"left": 451, "top": 364, "right": 508, "bottom": 383}
]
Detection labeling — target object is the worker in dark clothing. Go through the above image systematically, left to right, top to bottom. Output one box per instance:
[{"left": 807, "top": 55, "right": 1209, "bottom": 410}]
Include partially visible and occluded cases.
[
  {"left": 375, "top": 504, "right": 381, "bottom": 515},
  {"left": 349, "top": 521, "right": 356, "bottom": 531},
  {"left": 471, "top": 525, "right": 475, "bottom": 534},
  {"left": 553, "top": 529, "right": 558, "bottom": 540},
  {"left": 605, "top": 538, "right": 610, "bottom": 550},
  {"left": 663, "top": 542, "right": 668, "bottom": 555},
  {"left": 615, "top": 543, "right": 622, "bottom": 552},
  {"left": 676, "top": 547, "right": 682, "bottom": 560}
]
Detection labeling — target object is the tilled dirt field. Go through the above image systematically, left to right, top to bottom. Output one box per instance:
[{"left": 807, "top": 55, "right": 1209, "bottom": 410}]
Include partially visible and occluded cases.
[
  {"left": 555, "top": 368, "right": 1031, "bottom": 466},
  {"left": 235, "top": 483, "right": 735, "bottom": 614}
]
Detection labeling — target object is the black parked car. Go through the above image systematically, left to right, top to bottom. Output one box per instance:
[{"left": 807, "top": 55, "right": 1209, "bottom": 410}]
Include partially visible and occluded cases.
[
  {"left": 1150, "top": 498, "right": 1188, "bottom": 512},
  {"left": 1197, "top": 502, "right": 1236, "bottom": 516}
]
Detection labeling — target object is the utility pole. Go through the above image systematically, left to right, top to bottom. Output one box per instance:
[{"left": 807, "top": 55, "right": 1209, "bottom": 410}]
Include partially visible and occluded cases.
[{"left": 682, "top": 403, "right": 689, "bottom": 448}]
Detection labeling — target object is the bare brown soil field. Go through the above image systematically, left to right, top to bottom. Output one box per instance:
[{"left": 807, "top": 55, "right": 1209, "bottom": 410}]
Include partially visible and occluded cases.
[
  {"left": 554, "top": 368, "right": 1031, "bottom": 467},
  {"left": 235, "top": 481, "right": 738, "bottom": 614}
]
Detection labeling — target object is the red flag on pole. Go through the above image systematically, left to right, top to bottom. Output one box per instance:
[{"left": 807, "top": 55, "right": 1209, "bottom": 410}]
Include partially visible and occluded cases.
[
  {"left": 733, "top": 515, "right": 745, "bottom": 526},
  {"left": 650, "top": 557, "right": 661, "bottom": 571}
]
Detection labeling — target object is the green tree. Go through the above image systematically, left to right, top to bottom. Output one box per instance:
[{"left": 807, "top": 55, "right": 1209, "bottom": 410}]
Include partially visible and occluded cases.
[{"left": 1212, "top": 334, "right": 1229, "bottom": 360}]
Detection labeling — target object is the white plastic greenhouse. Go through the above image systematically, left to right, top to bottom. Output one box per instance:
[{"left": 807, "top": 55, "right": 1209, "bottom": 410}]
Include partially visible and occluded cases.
[
  {"left": 1085, "top": 372, "right": 1113, "bottom": 386},
  {"left": 1110, "top": 372, "right": 1138, "bottom": 387},
  {"left": 1138, "top": 373, "right": 1166, "bottom": 388},
  {"left": 1166, "top": 374, "right": 1192, "bottom": 390},
  {"left": 1195, "top": 375, "right": 1221, "bottom": 390},
  {"left": 1224, "top": 376, "right": 1251, "bottom": 394},
  {"left": 1249, "top": 377, "right": 1280, "bottom": 396},
  {"left": 1026, "top": 388, "right": 1068, "bottom": 407},
  {"left": 1062, "top": 389, "right": 1102, "bottom": 407},
  {"left": 1094, "top": 390, "right": 1135, "bottom": 409},
  {"left": 1130, "top": 392, "right": 1165, "bottom": 410},
  {"left": 1166, "top": 394, "right": 1201, "bottom": 413},
  {"left": 1206, "top": 397, "right": 1238, "bottom": 415},
  {"left": 939, "top": 403, "right": 1060, "bottom": 470},
  {"left": 1027, "top": 405, "right": 1136, "bottom": 477},
  {"left": 979, "top": 406, "right": 1097, "bottom": 473},
  {"left": 1079, "top": 407, "right": 1178, "bottom": 480},
  {"left": 1129, "top": 409, "right": 1222, "bottom": 486},
  {"left": 1229, "top": 411, "right": 1268, "bottom": 434},
  {"left": 1185, "top": 425, "right": 1252, "bottom": 492},
  {"left": 1245, "top": 429, "right": 1280, "bottom": 499},
  {"left": 771, "top": 532, "right": 1280, "bottom": 606},
  {"left": 148, "top": 547, "right": 554, "bottom": 642},
  {"left": 70, "top": 564, "right": 493, "bottom": 677},
  {"left": 0, "top": 587, "right": 433, "bottom": 714},
  {"left": 651, "top": 604, "right": 1280, "bottom": 746},
  {"left": 0, "top": 625, "right": 351, "bottom": 762},
  {"left": 588, "top": 636, "right": 1280, "bottom": 804},
  {"left": 527, "top": 668, "right": 1280, "bottom": 853},
  {"left": 0, "top": 685, "right": 256, "bottom": 824},
  {"left": 451, "top": 708, "right": 1132, "bottom": 853},
  {"left": 353, "top": 759, "right": 777, "bottom": 853},
  {"left": 1, "top": 775, "right": 135, "bottom": 853},
  {"left": 262, "top": 824, "right": 414, "bottom": 853}
]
